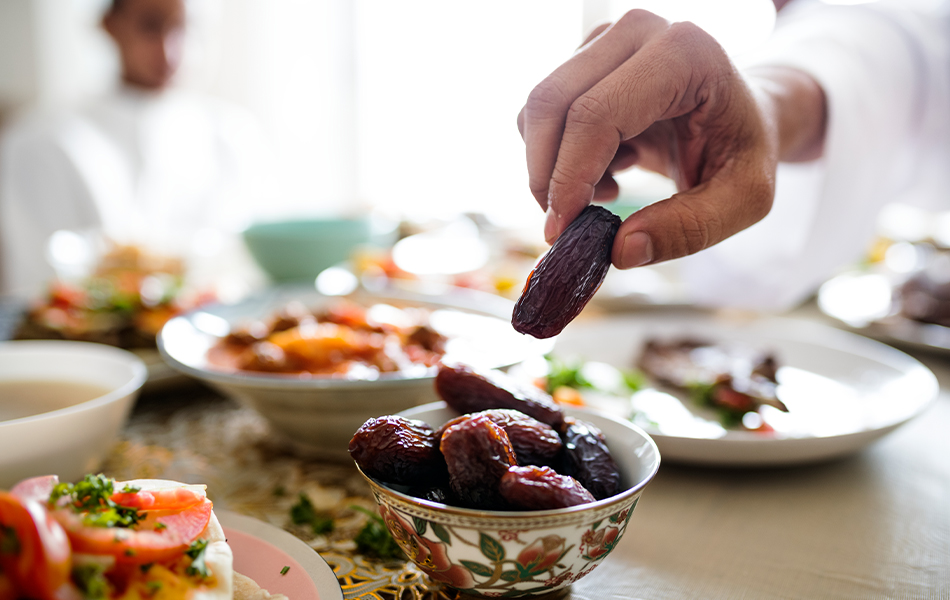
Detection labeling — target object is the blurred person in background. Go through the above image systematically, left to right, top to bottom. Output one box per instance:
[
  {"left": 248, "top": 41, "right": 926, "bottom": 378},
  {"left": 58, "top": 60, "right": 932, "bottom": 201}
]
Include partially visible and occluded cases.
[
  {"left": 0, "top": 0, "right": 266, "bottom": 297},
  {"left": 520, "top": 0, "right": 950, "bottom": 311}
]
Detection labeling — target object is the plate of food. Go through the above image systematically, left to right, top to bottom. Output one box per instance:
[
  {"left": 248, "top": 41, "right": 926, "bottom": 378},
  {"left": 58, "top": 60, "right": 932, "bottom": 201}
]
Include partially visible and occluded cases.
[
  {"left": 11, "top": 242, "right": 216, "bottom": 389},
  {"left": 817, "top": 244, "right": 950, "bottom": 353},
  {"left": 158, "top": 283, "right": 553, "bottom": 458},
  {"left": 518, "top": 312, "right": 939, "bottom": 466},
  {"left": 0, "top": 474, "right": 341, "bottom": 599}
]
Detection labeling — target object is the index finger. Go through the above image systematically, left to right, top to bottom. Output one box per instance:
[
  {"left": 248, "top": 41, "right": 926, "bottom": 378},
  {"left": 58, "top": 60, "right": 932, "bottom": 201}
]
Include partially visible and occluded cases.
[
  {"left": 521, "top": 10, "right": 668, "bottom": 213},
  {"left": 544, "top": 22, "right": 732, "bottom": 241}
]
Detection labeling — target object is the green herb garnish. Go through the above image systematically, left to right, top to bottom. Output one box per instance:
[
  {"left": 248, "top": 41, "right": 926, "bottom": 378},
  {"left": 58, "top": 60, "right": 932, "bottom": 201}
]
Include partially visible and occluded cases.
[
  {"left": 543, "top": 354, "right": 593, "bottom": 393},
  {"left": 544, "top": 354, "right": 646, "bottom": 394},
  {"left": 621, "top": 368, "right": 647, "bottom": 392},
  {"left": 686, "top": 381, "right": 717, "bottom": 407},
  {"left": 51, "top": 474, "right": 142, "bottom": 529},
  {"left": 119, "top": 484, "right": 141, "bottom": 494},
  {"left": 290, "top": 494, "right": 334, "bottom": 536},
  {"left": 350, "top": 505, "right": 405, "bottom": 560},
  {"left": 0, "top": 525, "right": 20, "bottom": 556},
  {"left": 185, "top": 538, "right": 210, "bottom": 578},
  {"left": 71, "top": 563, "right": 110, "bottom": 600},
  {"left": 140, "top": 563, "right": 154, "bottom": 574},
  {"left": 280, "top": 565, "right": 290, "bottom": 575},
  {"left": 145, "top": 581, "right": 163, "bottom": 596}
]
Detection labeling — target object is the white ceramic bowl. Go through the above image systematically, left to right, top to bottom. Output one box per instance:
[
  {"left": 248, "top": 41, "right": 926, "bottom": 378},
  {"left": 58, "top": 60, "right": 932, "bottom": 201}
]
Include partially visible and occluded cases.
[
  {"left": 158, "top": 285, "right": 553, "bottom": 460},
  {"left": 0, "top": 340, "right": 147, "bottom": 488},
  {"left": 356, "top": 402, "right": 660, "bottom": 598}
]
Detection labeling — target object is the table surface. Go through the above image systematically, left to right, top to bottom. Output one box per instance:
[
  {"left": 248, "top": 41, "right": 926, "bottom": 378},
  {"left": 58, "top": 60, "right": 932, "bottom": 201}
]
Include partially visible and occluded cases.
[{"left": 8, "top": 301, "right": 950, "bottom": 599}]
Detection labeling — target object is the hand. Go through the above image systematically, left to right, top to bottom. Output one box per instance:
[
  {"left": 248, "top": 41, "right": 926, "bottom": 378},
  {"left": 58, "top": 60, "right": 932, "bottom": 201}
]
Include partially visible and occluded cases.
[{"left": 518, "top": 10, "right": 823, "bottom": 268}]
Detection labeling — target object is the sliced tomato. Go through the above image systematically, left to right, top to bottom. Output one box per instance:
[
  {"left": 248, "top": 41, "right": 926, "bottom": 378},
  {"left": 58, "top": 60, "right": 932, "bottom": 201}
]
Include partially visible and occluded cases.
[
  {"left": 11, "top": 475, "right": 59, "bottom": 504},
  {"left": 110, "top": 485, "right": 205, "bottom": 512},
  {"left": 0, "top": 492, "right": 72, "bottom": 600},
  {"left": 53, "top": 499, "right": 212, "bottom": 565},
  {"left": 0, "top": 572, "right": 16, "bottom": 600}
]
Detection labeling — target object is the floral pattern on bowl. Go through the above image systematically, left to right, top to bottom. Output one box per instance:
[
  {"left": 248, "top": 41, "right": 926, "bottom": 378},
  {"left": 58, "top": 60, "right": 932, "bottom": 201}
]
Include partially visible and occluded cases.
[{"left": 358, "top": 403, "right": 660, "bottom": 598}]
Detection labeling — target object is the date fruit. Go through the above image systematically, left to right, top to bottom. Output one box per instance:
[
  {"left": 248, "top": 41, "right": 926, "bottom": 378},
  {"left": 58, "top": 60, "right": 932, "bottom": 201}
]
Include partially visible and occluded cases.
[
  {"left": 512, "top": 205, "right": 621, "bottom": 339},
  {"left": 435, "top": 363, "right": 564, "bottom": 429},
  {"left": 438, "top": 409, "right": 562, "bottom": 468},
  {"left": 349, "top": 415, "right": 445, "bottom": 485},
  {"left": 440, "top": 415, "right": 517, "bottom": 509},
  {"left": 561, "top": 418, "right": 622, "bottom": 500},
  {"left": 500, "top": 465, "right": 595, "bottom": 510}
]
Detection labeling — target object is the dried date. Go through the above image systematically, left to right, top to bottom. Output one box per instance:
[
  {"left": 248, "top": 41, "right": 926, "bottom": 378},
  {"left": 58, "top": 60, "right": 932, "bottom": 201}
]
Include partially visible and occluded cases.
[
  {"left": 512, "top": 205, "right": 620, "bottom": 339},
  {"left": 435, "top": 363, "right": 564, "bottom": 429},
  {"left": 438, "top": 409, "right": 562, "bottom": 468},
  {"left": 440, "top": 415, "right": 517, "bottom": 509},
  {"left": 349, "top": 416, "right": 446, "bottom": 485},
  {"left": 560, "top": 418, "right": 622, "bottom": 500},
  {"left": 500, "top": 465, "right": 595, "bottom": 510}
]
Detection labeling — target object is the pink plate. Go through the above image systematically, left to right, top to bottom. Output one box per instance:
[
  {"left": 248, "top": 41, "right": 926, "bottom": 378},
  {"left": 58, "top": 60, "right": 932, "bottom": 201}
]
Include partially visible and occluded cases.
[{"left": 219, "top": 511, "right": 343, "bottom": 600}]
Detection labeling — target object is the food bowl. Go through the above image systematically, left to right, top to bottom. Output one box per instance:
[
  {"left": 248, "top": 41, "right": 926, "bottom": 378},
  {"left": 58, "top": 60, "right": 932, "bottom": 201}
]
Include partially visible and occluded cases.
[
  {"left": 243, "top": 216, "right": 396, "bottom": 282},
  {"left": 158, "top": 285, "right": 553, "bottom": 460},
  {"left": 0, "top": 340, "right": 147, "bottom": 488},
  {"left": 356, "top": 402, "right": 660, "bottom": 598}
]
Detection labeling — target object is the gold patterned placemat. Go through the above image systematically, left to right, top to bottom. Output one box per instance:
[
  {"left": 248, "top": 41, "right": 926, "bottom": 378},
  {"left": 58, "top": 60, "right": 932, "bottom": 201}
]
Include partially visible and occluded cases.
[{"left": 101, "top": 399, "right": 455, "bottom": 599}]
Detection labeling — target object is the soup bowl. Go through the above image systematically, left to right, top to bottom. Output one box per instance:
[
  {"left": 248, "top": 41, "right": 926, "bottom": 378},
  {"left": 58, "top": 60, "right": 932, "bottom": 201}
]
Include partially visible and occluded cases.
[
  {"left": 0, "top": 340, "right": 147, "bottom": 488},
  {"left": 355, "top": 402, "right": 661, "bottom": 598}
]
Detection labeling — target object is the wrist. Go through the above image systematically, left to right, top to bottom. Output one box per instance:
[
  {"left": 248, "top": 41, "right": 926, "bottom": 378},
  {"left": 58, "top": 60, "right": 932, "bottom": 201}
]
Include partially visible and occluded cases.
[{"left": 745, "top": 66, "right": 827, "bottom": 163}]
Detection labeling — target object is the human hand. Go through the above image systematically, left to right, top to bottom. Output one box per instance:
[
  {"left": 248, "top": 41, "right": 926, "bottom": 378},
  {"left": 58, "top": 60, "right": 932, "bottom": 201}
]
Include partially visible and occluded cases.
[{"left": 518, "top": 10, "right": 794, "bottom": 268}]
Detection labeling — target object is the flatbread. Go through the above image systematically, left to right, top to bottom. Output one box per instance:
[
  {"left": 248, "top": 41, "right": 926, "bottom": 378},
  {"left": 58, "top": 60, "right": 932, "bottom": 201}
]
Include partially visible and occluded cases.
[{"left": 234, "top": 572, "right": 289, "bottom": 600}]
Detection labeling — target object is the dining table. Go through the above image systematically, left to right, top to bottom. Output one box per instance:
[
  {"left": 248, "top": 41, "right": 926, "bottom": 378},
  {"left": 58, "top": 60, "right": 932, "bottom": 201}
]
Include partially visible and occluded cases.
[{"left": 8, "top": 299, "right": 948, "bottom": 600}]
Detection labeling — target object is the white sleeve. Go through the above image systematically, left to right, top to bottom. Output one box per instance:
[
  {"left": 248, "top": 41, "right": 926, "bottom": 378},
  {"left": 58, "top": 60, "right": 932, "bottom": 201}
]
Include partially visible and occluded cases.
[
  {"left": 677, "top": 1, "right": 950, "bottom": 312},
  {"left": 0, "top": 117, "right": 103, "bottom": 297}
]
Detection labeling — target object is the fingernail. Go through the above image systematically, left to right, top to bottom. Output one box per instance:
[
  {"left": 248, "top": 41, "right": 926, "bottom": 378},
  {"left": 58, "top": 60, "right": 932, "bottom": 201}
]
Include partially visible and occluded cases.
[
  {"left": 544, "top": 207, "right": 559, "bottom": 244},
  {"left": 619, "top": 231, "right": 654, "bottom": 268}
]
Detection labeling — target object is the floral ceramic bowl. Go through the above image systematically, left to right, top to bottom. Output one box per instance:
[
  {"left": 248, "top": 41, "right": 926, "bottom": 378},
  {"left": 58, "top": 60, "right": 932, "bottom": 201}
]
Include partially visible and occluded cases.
[{"left": 356, "top": 402, "right": 661, "bottom": 598}]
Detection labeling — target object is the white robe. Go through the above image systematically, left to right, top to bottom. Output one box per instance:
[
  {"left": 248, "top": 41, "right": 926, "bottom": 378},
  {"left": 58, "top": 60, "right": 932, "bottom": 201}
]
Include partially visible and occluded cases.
[
  {"left": 679, "top": 0, "right": 950, "bottom": 311},
  {"left": 0, "top": 86, "right": 266, "bottom": 297}
]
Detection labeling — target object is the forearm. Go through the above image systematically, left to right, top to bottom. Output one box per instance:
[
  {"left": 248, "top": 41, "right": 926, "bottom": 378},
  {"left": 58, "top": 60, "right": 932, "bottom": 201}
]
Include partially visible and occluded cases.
[{"left": 745, "top": 66, "right": 827, "bottom": 163}]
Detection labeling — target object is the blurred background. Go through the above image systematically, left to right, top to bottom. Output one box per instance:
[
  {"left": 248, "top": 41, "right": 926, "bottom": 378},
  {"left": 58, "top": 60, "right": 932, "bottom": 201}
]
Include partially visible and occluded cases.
[
  {"left": 0, "top": 0, "right": 779, "bottom": 308},
  {"left": 0, "top": 0, "right": 776, "bottom": 220}
]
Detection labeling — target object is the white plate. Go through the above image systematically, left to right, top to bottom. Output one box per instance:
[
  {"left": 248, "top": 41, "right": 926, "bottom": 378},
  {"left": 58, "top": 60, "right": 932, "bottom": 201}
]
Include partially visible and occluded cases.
[
  {"left": 817, "top": 270, "right": 950, "bottom": 354},
  {"left": 159, "top": 283, "right": 552, "bottom": 388},
  {"left": 158, "top": 284, "right": 553, "bottom": 459},
  {"left": 550, "top": 313, "right": 939, "bottom": 467},
  {"left": 218, "top": 510, "right": 343, "bottom": 600}
]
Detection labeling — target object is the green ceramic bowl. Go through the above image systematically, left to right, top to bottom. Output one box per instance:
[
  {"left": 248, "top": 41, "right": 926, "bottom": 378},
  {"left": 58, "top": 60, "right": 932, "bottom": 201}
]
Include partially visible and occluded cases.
[{"left": 243, "top": 218, "right": 375, "bottom": 282}]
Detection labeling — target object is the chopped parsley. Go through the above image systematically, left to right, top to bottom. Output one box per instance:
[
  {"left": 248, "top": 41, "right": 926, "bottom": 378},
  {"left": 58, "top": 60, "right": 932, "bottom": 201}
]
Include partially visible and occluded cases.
[
  {"left": 543, "top": 354, "right": 593, "bottom": 393},
  {"left": 544, "top": 354, "right": 645, "bottom": 395},
  {"left": 686, "top": 381, "right": 717, "bottom": 407},
  {"left": 51, "top": 474, "right": 142, "bottom": 529},
  {"left": 119, "top": 484, "right": 141, "bottom": 494},
  {"left": 290, "top": 493, "right": 334, "bottom": 536},
  {"left": 350, "top": 505, "right": 404, "bottom": 561},
  {"left": 154, "top": 522, "right": 167, "bottom": 531},
  {"left": 0, "top": 524, "right": 20, "bottom": 556},
  {"left": 185, "top": 538, "right": 210, "bottom": 578},
  {"left": 72, "top": 563, "right": 110, "bottom": 600},
  {"left": 140, "top": 563, "right": 154, "bottom": 574},
  {"left": 280, "top": 565, "right": 290, "bottom": 576},
  {"left": 145, "top": 581, "right": 163, "bottom": 596}
]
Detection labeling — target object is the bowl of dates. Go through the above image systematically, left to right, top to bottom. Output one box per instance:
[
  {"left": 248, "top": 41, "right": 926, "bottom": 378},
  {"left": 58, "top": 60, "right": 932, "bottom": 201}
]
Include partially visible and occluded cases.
[
  {"left": 159, "top": 285, "right": 552, "bottom": 460},
  {"left": 349, "top": 363, "right": 660, "bottom": 598}
]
